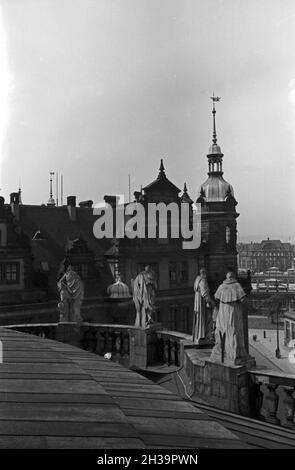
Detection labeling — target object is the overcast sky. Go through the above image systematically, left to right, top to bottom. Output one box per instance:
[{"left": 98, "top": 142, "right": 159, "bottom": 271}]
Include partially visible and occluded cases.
[{"left": 0, "top": 0, "right": 294, "bottom": 241}]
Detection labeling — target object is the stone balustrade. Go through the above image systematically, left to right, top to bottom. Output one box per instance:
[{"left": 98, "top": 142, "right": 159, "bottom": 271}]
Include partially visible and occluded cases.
[
  {"left": 4, "top": 321, "right": 295, "bottom": 430},
  {"left": 3, "top": 322, "right": 189, "bottom": 368},
  {"left": 80, "top": 323, "right": 131, "bottom": 367},
  {"left": 156, "top": 330, "right": 191, "bottom": 367},
  {"left": 249, "top": 370, "right": 295, "bottom": 429}
]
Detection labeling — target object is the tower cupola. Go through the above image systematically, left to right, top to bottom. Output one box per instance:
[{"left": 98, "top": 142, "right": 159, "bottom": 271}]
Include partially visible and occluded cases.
[{"left": 198, "top": 96, "right": 235, "bottom": 203}]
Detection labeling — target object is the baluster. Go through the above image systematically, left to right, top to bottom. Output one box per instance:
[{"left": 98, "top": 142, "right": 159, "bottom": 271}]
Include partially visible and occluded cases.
[
  {"left": 80, "top": 326, "right": 87, "bottom": 350},
  {"left": 85, "top": 328, "right": 92, "bottom": 351},
  {"left": 89, "top": 328, "right": 97, "bottom": 352},
  {"left": 95, "top": 330, "right": 104, "bottom": 355},
  {"left": 102, "top": 330, "right": 107, "bottom": 354},
  {"left": 105, "top": 330, "right": 113, "bottom": 354},
  {"left": 114, "top": 332, "right": 122, "bottom": 359},
  {"left": 122, "top": 332, "right": 129, "bottom": 357},
  {"left": 158, "top": 337, "right": 164, "bottom": 363},
  {"left": 163, "top": 338, "right": 169, "bottom": 365},
  {"left": 170, "top": 341, "right": 176, "bottom": 365},
  {"left": 175, "top": 341, "right": 180, "bottom": 366},
  {"left": 250, "top": 381, "right": 264, "bottom": 420},
  {"left": 264, "top": 383, "right": 280, "bottom": 425},
  {"left": 281, "top": 387, "right": 295, "bottom": 428}
]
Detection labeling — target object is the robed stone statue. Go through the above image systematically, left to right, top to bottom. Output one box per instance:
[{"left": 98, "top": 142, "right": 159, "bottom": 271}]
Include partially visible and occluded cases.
[
  {"left": 57, "top": 265, "right": 84, "bottom": 323},
  {"left": 133, "top": 265, "right": 157, "bottom": 328},
  {"left": 192, "top": 268, "right": 215, "bottom": 344},
  {"left": 210, "top": 271, "right": 249, "bottom": 365}
]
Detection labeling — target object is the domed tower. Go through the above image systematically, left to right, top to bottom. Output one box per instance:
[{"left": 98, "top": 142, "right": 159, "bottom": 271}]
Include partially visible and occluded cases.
[{"left": 197, "top": 96, "right": 239, "bottom": 288}]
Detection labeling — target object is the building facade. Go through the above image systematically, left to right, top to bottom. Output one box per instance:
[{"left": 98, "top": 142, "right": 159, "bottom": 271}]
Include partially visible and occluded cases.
[{"left": 238, "top": 239, "right": 294, "bottom": 273}]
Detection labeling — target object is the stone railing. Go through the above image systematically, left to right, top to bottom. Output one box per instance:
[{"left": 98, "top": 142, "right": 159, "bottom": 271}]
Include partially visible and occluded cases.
[
  {"left": 3, "top": 322, "right": 191, "bottom": 368},
  {"left": 4, "top": 323, "right": 58, "bottom": 339},
  {"left": 80, "top": 323, "right": 131, "bottom": 367},
  {"left": 156, "top": 330, "right": 192, "bottom": 367},
  {"left": 249, "top": 369, "right": 295, "bottom": 429}
]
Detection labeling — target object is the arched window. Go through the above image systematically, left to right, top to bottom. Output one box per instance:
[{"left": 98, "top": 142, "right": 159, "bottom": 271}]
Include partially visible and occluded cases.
[{"left": 226, "top": 226, "right": 231, "bottom": 245}]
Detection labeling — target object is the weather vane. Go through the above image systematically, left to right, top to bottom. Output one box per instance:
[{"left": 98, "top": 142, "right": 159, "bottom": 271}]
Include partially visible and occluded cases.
[
  {"left": 210, "top": 93, "right": 221, "bottom": 144},
  {"left": 210, "top": 93, "right": 221, "bottom": 105}
]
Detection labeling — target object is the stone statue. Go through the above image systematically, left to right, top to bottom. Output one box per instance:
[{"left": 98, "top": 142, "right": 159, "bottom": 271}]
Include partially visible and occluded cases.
[
  {"left": 57, "top": 265, "right": 84, "bottom": 323},
  {"left": 133, "top": 265, "right": 157, "bottom": 328},
  {"left": 192, "top": 268, "right": 215, "bottom": 344},
  {"left": 210, "top": 271, "right": 249, "bottom": 365}
]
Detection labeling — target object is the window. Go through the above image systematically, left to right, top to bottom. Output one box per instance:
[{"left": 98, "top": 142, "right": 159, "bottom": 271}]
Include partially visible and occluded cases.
[
  {"left": 169, "top": 261, "right": 188, "bottom": 286},
  {"left": 0, "top": 262, "right": 20, "bottom": 284},
  {"left": 6, "top": 263, "right": 18, "bottom": 281},
  {"left": 168, "top": 305, "right": 177, "bottom": 330}
]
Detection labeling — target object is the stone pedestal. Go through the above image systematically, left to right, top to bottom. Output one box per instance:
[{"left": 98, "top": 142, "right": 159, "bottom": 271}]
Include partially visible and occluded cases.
[
  {"left": 56, "top": 322, "right": 82, "bottom": 348},
  {"left": 129, "top": 322, "right": 162, "bottom": 369},
  {"left": 185, "top": 347, "right": 256, "bottom": 416}
]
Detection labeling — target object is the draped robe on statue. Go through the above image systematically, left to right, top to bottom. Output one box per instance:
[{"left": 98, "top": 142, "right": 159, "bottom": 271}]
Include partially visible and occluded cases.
[
  {"left": 58, "top": 268, "right": 84, "bottom": 323},
  {"left": 133, "top": 268, "right": 157, "bottom": 328},
  {"left": 192, "top": 275, "right": 212, "bottom": 344},
  {"left": 210, "top": 279, "right": 248, "bottom": 365}
]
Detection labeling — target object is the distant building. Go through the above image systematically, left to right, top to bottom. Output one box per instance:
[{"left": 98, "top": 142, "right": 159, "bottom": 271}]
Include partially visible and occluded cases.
[{"left": 238, "top": 239, "right": 294, "bottom": 273}]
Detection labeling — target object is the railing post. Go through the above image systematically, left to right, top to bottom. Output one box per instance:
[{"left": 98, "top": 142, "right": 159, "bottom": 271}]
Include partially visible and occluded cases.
[
  {"left": 265, "top": 384, "right": 280, "bottom": 425},
  {"left": 281, "top": 387, "right": 295, "bottom": 428}
]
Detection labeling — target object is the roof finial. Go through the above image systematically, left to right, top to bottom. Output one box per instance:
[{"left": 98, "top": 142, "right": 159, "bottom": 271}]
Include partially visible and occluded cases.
[
  {"left": 210, "top": 93, "right": 221, "bottom": 145},
  {"left": 158, "top": 158, "right": 166, "bottom": 179},
  {"left": 18, "top": 177, "right": 23, "bottom": 205},
  {"left": 183, "top": 182, "right": 188, "bottom": 193}
]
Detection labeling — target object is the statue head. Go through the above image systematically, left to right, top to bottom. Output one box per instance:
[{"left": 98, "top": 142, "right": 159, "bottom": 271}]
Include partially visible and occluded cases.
[
  {"left": 144, "top": 265, "right": 150, "bottom": 272},
  {"left": 200, "top": 268, "right": 207, "bottom": 277},
  {"left": 226, "top": 271, "right": 236, "bottom": 281}
]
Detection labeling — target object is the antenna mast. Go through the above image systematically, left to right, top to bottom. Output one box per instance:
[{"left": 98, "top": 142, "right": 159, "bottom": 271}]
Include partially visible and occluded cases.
[
  {"left": 56, "top": 171, "right": 59, "bottom": 206},
  {"left": 61, "top": 174, "right": 63, "bottom": 205}
]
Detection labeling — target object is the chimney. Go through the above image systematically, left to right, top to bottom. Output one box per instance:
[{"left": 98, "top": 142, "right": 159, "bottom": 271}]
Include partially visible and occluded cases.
[
  {"left": 10, "top": 192, "right": 20, "bottom": 220},
  {"left": 67, "top": 195, "right": 76, "bottom": 221},
  {"left": 104, "top": 195, "right": 118, "bottom": 208},
  {"left": 79, "top": 200, "right": 93, "bottom": 208}
]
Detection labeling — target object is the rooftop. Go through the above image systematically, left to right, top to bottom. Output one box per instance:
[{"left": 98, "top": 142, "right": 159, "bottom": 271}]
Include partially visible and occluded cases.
[{"left": 0, "top": 327, "right": 247, "bottom": 449}]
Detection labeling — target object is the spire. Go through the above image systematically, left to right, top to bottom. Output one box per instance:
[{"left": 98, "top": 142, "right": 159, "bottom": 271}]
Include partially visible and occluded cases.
[
  {"left": 210, "top": 93, "right": 220, "bottom": 145},
  {"left": 207, "top": 94, "right": 223, "bottom": 174},
  {"left": 157, "top": 158, "right": 166, "bottom": 179},
  {"left": 47, "top": 171, "right": 56, "bottom": 206},
  {"left": 181, "top": 182, "right": 193, "bottom": 204}
]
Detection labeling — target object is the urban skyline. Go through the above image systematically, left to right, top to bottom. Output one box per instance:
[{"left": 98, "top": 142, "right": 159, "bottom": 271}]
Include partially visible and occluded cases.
[{"left": 0, "top": 0, "right": 294, "bottom": 242}]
